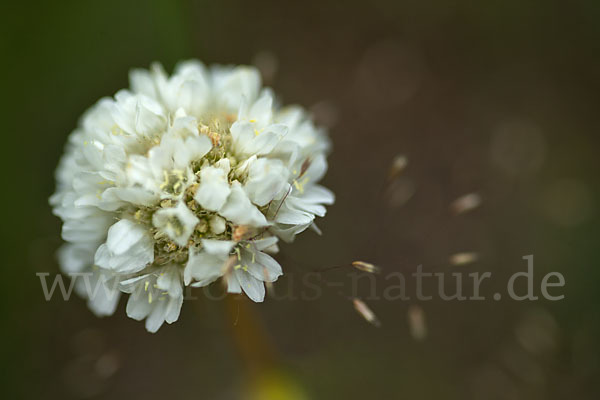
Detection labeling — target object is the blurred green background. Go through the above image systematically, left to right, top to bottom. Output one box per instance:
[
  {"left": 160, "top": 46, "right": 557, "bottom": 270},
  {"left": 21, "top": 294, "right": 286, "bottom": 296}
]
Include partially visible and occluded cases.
[{"left": 2, "top": 0, "right": 599, "bottom": 399}]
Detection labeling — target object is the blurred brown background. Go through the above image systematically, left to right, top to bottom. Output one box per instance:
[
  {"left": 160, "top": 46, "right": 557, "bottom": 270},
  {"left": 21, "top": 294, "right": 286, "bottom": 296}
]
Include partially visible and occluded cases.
[{"left": 2, "top": 0, "right": 599, "bottom": 399}]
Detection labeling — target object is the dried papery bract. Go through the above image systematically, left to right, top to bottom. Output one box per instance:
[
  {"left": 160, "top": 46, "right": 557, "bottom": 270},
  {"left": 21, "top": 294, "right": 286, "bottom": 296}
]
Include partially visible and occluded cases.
[{"left": 232, "top": 225, "right": 251, "bottom": 242}]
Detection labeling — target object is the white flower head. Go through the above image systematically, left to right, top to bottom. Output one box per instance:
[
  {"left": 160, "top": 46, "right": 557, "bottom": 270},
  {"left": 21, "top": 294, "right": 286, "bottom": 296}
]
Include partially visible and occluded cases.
[{"left": 50, "top": 60, "right": 334, "bottom": 332}]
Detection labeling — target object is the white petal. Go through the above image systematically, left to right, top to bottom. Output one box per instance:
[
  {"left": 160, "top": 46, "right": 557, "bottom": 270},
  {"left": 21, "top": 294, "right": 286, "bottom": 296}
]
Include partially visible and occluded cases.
[
  {"left": 213, "top": 66, "right": 261, "bottom": 111},
  {"left": 129, "top": 68, "right": 157, "bottom": 98},
  {"left": 247, "top": 92, "right": 273, "bottom": 127},
  {"left": 134, "top": 96, "right": 167, "bottom": 136},
  {"left": 170, "top": 116, "right": 199, "bottom": 138},
  {"left": 230, "top": 121, "right": 284, "bottom": 156},
  {"left": 174, "top": 134, "right": 212, "bottom": 169},
  {"left": 303, "top": 153, "right": 328, "bottom": 183},
  {"left": 126, "top": 155, "right": 155, "bottom": 192},
  {"left": 234, "top": 155, "right": 256, "bottom": 176},
  {"left": 214, "top": 158, "right": 231, "bottom": 174},
  {"left": 244, "top": 158, "right": 288, "bottom": 206},
  {"left": 194, "top": 166, "right": 231, "bottom": 211},
  {"left": 219, "top": 182, "right": 268, "bottom": 227},
  {"left": 299, "top": 184, "right": 335, "bottom": 206},
  {"left": 102, "top": 187, "right": 158, "bottom": 207},
  {"left": 152, "top": 202, "right": 199, "bottom": 246},
  {"left": 275, "top": 208, "right": 314, "bottom": 225},
  {"left": 62, "top": 214, "right": 113, "bottom": 243},
  {"left": 209, "top": 215, "right": 226, "bottom": 234},
  {"left": 106, "top": 219, "right": 146, "bottom": 255},
  {"left": 95, "top": 220, "right": 154, "bottom": 273},
  {"left": 270, "top": 222, "right": 311, "bottom": 243},
  {"left": 252, "top": 236, "right": 279, "bottom": 251},
  {"left": 201, "top": 239, "right": 236, "bottom": 255},
  {"left": 94, "top": 240, "right": 154, "bottom": 274},
  {"left": 184, "top": 240, "right": 234, "bottom": 285},
  {"left": 57, "top": 243, "right": 95, "bottom": 274},
  {"left": 244, "top": 249, "right": 283, "bottom": 283},
  {"left": 184, "top": 250, "right": 226, "bottom": 286},
  {"left": 254, "top": 252, "right": 283, "bottom": 281},
  {"left": 156, "top": 265, "right": 183, "bottom": 298},
  {"left": 234, "top": 269, "right": 265, "bottom": 302},
  {"left": 86, "top": 272, "right": 121, "bottom": 317},
  {"left": 227, "top": 276, "right": 242, "bottom": 294},
  {"left": 126, "top": 292, "right": 153, "bottom": 321},
  {"left": 164, "top": 295, "right": 183, "bottom": 324},
  {"left": 145, "top": 301, "right": 168, "bottom": 333}
]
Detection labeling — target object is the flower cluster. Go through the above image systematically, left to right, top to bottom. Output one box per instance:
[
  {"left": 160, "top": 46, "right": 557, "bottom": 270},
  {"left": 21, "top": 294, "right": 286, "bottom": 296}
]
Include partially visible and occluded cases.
[{"left": 50, "top": 61, "right": 334, "bottom": 332}]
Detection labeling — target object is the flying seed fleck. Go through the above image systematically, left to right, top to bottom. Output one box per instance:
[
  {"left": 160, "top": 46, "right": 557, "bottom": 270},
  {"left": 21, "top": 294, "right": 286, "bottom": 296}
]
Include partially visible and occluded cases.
[
  {"left": 388, "top": 154, "right": 408, "bottom": 180},
  {"left": 450, "top": 192, "right": 482, "bottom": 215},
  {"left": 449, "top": 252, "right": 479, "bottom": 266},
  {"left": 352, "top": 261, "right": 381, "bottom": 274},
  {"left": 352, "top": 298, "right": 381, "bottom": 327},
  {"left": 407, "top": 305, "right": 427, "bottom": 341}
]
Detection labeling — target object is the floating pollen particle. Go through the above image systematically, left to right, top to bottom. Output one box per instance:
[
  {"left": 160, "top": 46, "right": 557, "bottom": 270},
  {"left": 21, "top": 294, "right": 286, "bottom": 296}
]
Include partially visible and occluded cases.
[
  {"left": 450, "top": 192, "right": 482, "bottom": 215},
  {"left": 449, "top": 252, "right": 479, "bottom": 266},
  {"left": 352, "top": 261, "right": 381, "bottom": 274},
  {"left": 352, "top": 298, "right": 381, "bottom": 327},
  {"left": 407, "top": 305, "right": 427, "bottom": 341}
]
